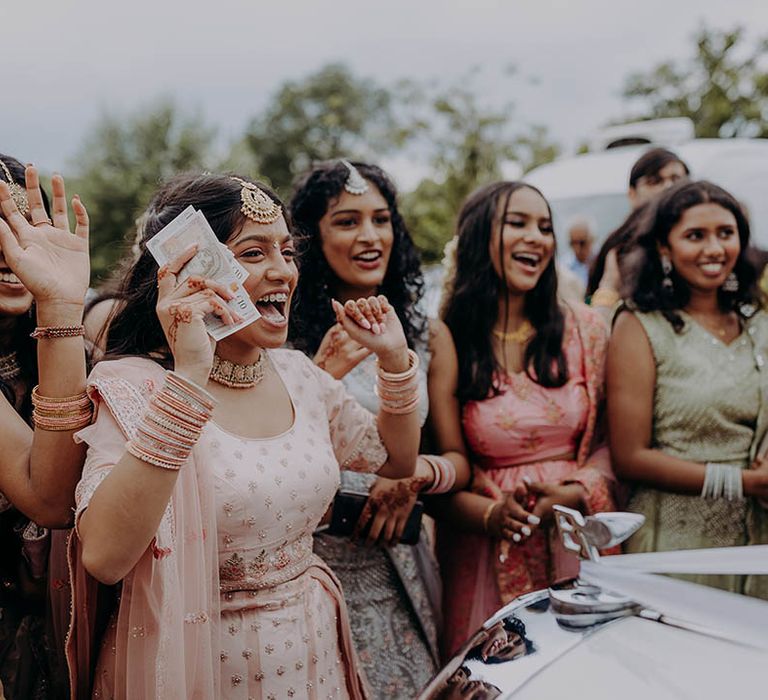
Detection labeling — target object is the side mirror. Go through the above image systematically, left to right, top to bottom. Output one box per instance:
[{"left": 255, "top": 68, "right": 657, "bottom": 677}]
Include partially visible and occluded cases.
[{"left": 554, "top": 506, "right": 645, "bottom": 561}]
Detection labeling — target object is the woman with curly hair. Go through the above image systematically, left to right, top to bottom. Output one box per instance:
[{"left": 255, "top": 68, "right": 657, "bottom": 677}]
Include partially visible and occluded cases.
[
  {"left": 0, "top": 155, "right": 91, "bottom": 699},
  {"left": 289, "top": 160, "right": 469, "bottom": 696},
  {"left": 608, "top": 180, "right": 768, "bottom": 598},
  {"left": 437, "top": 181, "right": 617, "bottom": 658}
]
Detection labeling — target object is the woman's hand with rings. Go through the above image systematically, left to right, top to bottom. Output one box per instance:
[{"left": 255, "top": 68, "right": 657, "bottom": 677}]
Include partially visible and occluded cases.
[
  {"left": 0, "top": 165, "right": 90, "bottom": 315},
  {"left": 156, "top": 244, "right": 242, "bottom": 385},
  {"left": 331, "top": 295, "right": 409, "bottom": 373},
  {"left": 485, "top": 493, "right": 540, "bottom": 543}
]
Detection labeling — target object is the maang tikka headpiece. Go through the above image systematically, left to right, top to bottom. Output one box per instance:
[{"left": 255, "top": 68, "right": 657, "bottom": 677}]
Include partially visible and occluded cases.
[
  {"left": 0, "top": 160, "right": 29, "bottom": 216},
  {"left": 341, "top": 160, "right": 369, "bottom": 195},
  {"left": 231, "top": 177, "right": 282, "bottom": 224}
]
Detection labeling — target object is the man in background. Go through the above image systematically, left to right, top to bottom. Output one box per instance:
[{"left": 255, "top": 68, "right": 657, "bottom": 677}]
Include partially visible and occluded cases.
[{"left": 566, "top": 216, "right": 596, "bottom": 287}]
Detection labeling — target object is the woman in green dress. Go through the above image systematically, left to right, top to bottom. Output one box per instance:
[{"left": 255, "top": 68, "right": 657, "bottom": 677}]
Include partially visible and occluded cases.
[{"left": 607, "top": 180, "right": 768, "bottom": 598}]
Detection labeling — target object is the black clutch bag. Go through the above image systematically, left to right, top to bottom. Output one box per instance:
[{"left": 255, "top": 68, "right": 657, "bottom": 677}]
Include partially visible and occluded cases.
[{"left": 325, "top": 490, "right": 423, "bottom": 545}]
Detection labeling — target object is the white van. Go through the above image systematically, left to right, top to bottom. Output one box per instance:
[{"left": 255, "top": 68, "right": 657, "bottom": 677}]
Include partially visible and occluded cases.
[{"left": 525, "top": 118, "right": 768, "bottom": 247}]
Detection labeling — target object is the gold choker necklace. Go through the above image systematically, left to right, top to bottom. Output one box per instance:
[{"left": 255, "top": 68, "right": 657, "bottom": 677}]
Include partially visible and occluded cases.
[
  {"left": 492, "top": 321, "right": 534, "bottom": 344},
  {"left": 0, "top": 351, "right": 21, "bottom": 382},
  {"left": 209, "top": 353, "right": 267, "bottom": 389}
]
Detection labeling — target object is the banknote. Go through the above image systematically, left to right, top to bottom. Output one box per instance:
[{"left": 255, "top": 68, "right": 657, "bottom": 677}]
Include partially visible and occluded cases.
[{"left": 146, "top": 207, "right": 260, "bottom": 341}]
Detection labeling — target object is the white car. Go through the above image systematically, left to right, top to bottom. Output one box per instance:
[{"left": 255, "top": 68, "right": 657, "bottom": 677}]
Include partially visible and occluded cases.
[
  {"left": 525, "top": 119, "right": 768, "bottom": 248},
  {"left": 419, "top": 507, "right": 768, "bottom": 700}
]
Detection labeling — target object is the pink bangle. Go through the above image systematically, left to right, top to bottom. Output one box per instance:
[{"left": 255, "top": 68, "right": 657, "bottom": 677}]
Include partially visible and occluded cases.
[
  {"left": 127, "top": 371, "right": 216, "bottom": 471},
  {"left": 422, "top": 455, "right": 457, "bottom": 495}
]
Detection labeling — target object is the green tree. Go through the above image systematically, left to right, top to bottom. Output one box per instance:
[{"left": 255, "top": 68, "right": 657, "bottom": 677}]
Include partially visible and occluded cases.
[
  {"left": 621, "top": 26, "right": 768, "bottom": 138},
  {"left": 241, "top": 64, "right": 396, "bottom": 195},
  {"left": 399, "top": 76, "right": 559, "bottom": 263},
  {"left": 73, "top": 100, "right": 215, "bottom": 279}
]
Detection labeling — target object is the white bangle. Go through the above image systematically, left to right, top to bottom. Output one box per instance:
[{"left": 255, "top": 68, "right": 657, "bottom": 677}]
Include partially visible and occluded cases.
[{"left": 702, "top": 463, "right": 744, "bottom": 501}]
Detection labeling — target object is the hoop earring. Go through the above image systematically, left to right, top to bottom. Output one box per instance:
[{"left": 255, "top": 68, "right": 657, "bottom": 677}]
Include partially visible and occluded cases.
[
  {"left": 661, "top": 254, "right": 674, "bottom": 291},
  {"left": 722, "top": 272, "right": 739, "bottom": 293}
]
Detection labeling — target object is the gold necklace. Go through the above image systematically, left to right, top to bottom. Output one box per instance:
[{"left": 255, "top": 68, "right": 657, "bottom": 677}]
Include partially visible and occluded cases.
[
  {"left": 688, "top": 311, "right": 733, "bottom": 338},
  {"left": 493, "top": 320, "right": 534, "bottom": 344},
  {"left": 0, "top": 351, "right": 21, "bottom": 381},
  {"left": 209, "top": 352, "right": 267, "bottom": 389}
]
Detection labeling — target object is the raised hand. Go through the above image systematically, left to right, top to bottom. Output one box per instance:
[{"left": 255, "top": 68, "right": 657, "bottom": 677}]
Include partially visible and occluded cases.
[
  {"left": 0, "top": 166, "right": 89, "bottom": 308},
  {"left": 155, "top": 244, "right": 240, "bottom": 385},
  {"left": 331, "top": 295, "right": 409, "bottom": 372},
  {"left": 314, "top": 323, "right": 372, "bottom": 379}
]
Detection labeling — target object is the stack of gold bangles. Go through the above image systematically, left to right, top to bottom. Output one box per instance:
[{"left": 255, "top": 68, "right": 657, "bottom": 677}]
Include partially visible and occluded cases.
[{"left": 31, "top": 387, "right": 93, "bottom": 432}]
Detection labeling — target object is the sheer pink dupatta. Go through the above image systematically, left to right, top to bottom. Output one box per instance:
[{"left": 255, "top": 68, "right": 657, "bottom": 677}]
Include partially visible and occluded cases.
[{"left": 65, "top": 358, "right": 221, "bottom": 699}]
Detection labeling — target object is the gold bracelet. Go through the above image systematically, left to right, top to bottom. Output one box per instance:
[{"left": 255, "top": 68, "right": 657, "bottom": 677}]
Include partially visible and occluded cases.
[
  {"left": 30, "top": 325, "right": 85, "bottom": 339},
  {"left": 482, "top": 501, "right": 499, "bottom": 534}
]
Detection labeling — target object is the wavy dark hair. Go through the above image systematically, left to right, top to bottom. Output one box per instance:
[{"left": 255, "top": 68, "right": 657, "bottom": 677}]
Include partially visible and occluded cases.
[
  {"left": 629, "top": 147, "right": 689, "bottom": 189},
  {"left": 0, "top": 154, "right": 49, "bottom": 417},
  {"left": 287, "top": 160, "right": 426, "bottom": 355},
  {"left": 105, "top": 172, "right": 285, "bottom": 361},
  {"left": 622, "top": 180, "right": 760, "bottom": 332},
  {"left": 442, "top": 182, "right": 567, "bottom": 403},
  {"left": 586, "top": 202, "right": 650, "bottom": 297}
]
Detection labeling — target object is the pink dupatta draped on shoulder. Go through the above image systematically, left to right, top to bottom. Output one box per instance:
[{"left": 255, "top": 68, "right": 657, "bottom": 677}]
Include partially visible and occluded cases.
[{"left": 65, "top": 358, "right": 221, "bottom": 700}]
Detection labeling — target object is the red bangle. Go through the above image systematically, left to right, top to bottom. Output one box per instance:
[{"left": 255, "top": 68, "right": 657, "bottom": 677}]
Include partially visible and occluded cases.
[{"left": 30, "top": 325, "right": 85, "bottom": 339}]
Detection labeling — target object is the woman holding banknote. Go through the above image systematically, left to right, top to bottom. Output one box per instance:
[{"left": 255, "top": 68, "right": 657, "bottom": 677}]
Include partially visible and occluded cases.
[
  {"left": 0, "top": 154, "right": 91, "bottom": 699},
  {"left": 66, "top": 172, "right": 421, "bottom": 699}
]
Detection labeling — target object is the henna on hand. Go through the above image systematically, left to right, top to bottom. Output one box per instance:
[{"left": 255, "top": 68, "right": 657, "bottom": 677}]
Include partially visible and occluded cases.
[
  {"left": 157, "top": 265, "right": 171, "bottom": 284},
  {"left": 186, "top": 276, "right": 206, "bottom": 291},
  {"left": 167, "top": 302, "right": 193, "bottom": 349},
  {"left": 316, "top": 327, "right": 343, "bottom": 370}
]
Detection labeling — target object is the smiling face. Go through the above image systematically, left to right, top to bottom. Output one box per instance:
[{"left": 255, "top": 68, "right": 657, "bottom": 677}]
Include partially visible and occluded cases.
[
  {"left": 318, "top": 183, "right": 394, "bottom": 300},
  {"left": 489, "top": 186, "right": 555, "bottom": 296},
  {"left": 659, "top": 202, "right": 741, "bottom": 294},
  {"left": 217, "top": 216, "right": 298, "bottom": 352}
]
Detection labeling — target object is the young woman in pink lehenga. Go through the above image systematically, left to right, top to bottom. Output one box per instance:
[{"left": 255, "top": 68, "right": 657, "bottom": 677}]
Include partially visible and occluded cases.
[
  {"left": 65, "top": 173, "right": 421, "bottom": 699},
  {"left": 437, "top": 182, "right": 618, "bottom": 657}
]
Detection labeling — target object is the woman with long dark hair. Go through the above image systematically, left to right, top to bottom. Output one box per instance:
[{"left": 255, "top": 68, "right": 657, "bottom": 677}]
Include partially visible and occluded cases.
[
  {"left": 587, "top": 148, "right": 690, "bottom": 310},
  {"left": 0, "top": 155, "right": 91, "bottom": 698},
  {"left": 289, "top": 160, "right": 469, "bottom": 696},
  {"left": 67, "top": 172, "right": 421, "bottom": 698},
  {"left": 608, "top": 180, "right": 768, "bottom": 598},
  {"left": 438, "top": 181, "right": 616, "bottom": 657}
]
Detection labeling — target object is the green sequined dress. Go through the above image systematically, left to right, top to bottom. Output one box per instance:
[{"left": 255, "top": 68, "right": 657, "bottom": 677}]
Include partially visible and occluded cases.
[{"left": 625, "top": 310, "right": 768, "bottom": 598}]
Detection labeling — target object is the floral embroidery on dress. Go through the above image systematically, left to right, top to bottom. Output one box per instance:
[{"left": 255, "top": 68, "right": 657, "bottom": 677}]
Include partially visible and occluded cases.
[
  {"left": 88, "top": 376, "right": 147, "bottom": 439},
  {"left": 340, "top": 427, "right": 387, "bottom": 472},
  {"left": 218, "top": 537, "right": 314, "bottom": 592}
]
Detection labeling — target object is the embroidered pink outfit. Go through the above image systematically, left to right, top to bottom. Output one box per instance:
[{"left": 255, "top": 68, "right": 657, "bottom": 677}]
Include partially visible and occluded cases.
[
  {"left": 438, "top": 305, "right": 617, "bottom": 657},
  {"left": 66, "top": 350, "right": 387, "bottom": 699}
]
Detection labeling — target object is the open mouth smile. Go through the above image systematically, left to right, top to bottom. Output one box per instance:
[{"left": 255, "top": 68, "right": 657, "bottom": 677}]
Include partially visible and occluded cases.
[
  {"left": 352, "top": 250, "right": 383, "bottom": 269},
  {"left": 511, "top": 251, "right": 543, "bottom": 272},
  {"left": 255, "top": 291, "right": 289, "bottom": 327}
]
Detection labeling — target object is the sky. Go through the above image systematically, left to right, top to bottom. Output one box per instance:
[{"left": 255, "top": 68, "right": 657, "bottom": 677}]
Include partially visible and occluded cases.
[{"left": 3, "top": 0, "right": 767, "bottom": 188}]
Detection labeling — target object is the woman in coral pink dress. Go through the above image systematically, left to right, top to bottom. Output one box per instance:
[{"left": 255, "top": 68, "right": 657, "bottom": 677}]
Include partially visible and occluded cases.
[
  {"left": 66, "top": 173, "right": 421, "bottom": 699},
  {"left": 437, "top": 182, "right": 617, "bottom": 657}
]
